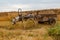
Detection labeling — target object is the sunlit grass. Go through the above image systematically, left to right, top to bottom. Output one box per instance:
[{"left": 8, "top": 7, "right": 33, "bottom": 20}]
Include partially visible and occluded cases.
[
  {"left": 0, "top": 19, "right": 41, "bottom": 30},
  {"left": 0, "top": 20, "right": 59, "bottom": 40},
  {"left": 48, "top": 21, "right": 60, "bottom": 40}
]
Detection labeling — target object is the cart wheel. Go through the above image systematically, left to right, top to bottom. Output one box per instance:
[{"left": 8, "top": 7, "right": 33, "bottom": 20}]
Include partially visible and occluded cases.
[{"left": 48, "top": 19, "right": 56, "bottom": 25}]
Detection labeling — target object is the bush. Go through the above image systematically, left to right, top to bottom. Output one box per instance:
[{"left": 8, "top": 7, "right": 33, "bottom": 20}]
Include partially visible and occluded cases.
[
  {"left": 48, "top": 23, "right": 60, "bottom": 40},
  {"left": 48, "top": 23, "right": 60, "bottom": 35}
]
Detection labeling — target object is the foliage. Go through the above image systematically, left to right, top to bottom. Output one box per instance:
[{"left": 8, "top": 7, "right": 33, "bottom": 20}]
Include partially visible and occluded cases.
[
  {"left": 48, "top": 23, "right": 60, "bottom": 35},
  {"left": 48, "top": 23, "right": 60, "bottom": 40}
]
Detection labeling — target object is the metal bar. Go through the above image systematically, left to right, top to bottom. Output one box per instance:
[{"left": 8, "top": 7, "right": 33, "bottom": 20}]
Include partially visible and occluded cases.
[
  {"left": 18, "top": 8, "right": 25, "bottom": 29},
  {"left": 18, "top": 8, "right": 22, "bottom": 15}
]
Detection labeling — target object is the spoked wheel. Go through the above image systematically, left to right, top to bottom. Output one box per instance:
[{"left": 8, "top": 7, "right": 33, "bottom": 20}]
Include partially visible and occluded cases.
[{"left": 48, "top": 19, "right": 56, "bottom": 25}]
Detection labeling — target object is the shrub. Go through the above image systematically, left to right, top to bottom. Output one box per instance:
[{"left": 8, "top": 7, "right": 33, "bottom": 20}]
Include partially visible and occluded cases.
[{"left": 48, "top": 23, "right": 60, "bottom": 40}]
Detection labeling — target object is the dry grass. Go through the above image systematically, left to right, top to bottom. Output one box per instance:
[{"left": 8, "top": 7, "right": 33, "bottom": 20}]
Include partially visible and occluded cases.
[
  {"left": 0, "top": 9, "right": 60, "bottom": 40},
  {"left": 0, "top": 20, "right": 59, "bottom": 40},
  {"left": 0, "top": 27, "right": 53, "bottom": 40}
]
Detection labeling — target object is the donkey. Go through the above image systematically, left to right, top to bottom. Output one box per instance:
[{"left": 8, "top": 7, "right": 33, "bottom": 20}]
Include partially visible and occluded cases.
[
  {"left": 12, "top": 13, "right": 34, "bottom": 25},
  {"left": 23, "top": 13, "right": 34, "bottom": 21},
  {"left": 12, "top": 15, "right": 23, "bottom": 25}
]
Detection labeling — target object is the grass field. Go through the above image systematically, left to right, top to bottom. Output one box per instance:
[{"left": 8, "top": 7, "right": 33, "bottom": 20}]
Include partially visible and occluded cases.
[{"left": 0, "top": 20, "right": 59, "bottom": 40}]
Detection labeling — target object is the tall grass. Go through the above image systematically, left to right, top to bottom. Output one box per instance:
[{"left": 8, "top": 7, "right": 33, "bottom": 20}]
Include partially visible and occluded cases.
[
  {"left": 0, "top": 19, "right": 41, "bottom": 30},
  {"left": 48, "top": 21, "right": 60, "bottom": 40}
]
